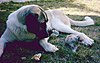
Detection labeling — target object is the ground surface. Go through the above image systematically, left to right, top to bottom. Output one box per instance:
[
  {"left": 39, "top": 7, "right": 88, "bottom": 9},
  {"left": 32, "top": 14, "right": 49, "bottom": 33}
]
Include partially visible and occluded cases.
[{"left": 0, "top": 0, "right": 100, "bottom": 63}]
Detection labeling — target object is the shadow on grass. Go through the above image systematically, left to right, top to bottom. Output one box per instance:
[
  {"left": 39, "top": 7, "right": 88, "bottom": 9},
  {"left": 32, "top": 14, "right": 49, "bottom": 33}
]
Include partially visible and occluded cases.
[{"left": 0, "top": 40, "right": 47, "bottom": 63}]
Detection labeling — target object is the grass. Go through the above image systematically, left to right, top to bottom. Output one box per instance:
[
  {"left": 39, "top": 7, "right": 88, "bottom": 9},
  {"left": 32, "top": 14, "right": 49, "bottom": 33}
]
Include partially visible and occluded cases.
[{"left": 0, "top": 0, "right": 100, "bottom": 63}]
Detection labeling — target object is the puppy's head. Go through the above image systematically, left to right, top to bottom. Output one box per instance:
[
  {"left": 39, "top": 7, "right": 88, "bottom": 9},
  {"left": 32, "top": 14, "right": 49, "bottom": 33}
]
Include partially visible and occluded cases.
[
  {"left": 65, "top": 34, "right": 94, "bottom": 47},
  {"left": 65, "top": 34, "right": 79, "bottom": 43},
  {"left": 65, "top": 34, "right": 79, "bottom": 52}
]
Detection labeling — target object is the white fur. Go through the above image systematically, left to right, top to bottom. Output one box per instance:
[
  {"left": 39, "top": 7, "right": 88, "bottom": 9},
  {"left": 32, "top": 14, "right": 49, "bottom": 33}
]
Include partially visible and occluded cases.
[
  {"left": 0, "top": 5, "right": 95, "bottom": 57},
  {"left": 40, "top": 38, "right": 59, "bottom": 52}
]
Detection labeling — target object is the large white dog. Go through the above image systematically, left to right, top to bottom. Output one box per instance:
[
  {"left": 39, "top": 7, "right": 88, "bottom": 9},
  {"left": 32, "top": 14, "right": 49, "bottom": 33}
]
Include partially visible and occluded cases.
[{"left": 0, "top": 5, "right": 94, "bottom": 57}]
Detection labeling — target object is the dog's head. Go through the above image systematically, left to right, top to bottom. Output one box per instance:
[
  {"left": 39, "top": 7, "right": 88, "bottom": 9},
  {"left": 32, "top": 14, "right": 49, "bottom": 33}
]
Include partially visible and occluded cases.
[
  {"left": 6, "top": 5, "right": 50, "bottom": 41},
  {"left": 17, "top": 5, "right": 48, "bottom": 25},
  {"left": 25, "top": 6, "right": 49, "bottom": 39}
]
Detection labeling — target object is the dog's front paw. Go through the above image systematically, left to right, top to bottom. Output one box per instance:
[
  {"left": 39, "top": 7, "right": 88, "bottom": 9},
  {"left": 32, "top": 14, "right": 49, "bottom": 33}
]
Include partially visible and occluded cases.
[
  {"left": 79, "top": 33, "right": 94, "bottom": 46},
  {"left": 81, "top": 38, "right": 94, "bottom": 46},
  {"left": 41, "top": 42, "right": 59, "bottom": 52},
  {"left": 44, "top": 43, "right": 59, "bottom": 52}
]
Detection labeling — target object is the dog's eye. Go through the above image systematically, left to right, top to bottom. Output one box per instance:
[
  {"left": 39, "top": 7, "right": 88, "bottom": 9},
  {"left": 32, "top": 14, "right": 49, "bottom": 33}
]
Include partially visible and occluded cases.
[{"left": 77, "top": 36, "right": 83, "bottom": 42}]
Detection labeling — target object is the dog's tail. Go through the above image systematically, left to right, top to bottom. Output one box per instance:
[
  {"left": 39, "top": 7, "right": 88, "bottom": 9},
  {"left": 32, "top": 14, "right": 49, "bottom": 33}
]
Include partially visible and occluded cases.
[{"left": 70, "top": 16, "right": 95, "bottom": 26}]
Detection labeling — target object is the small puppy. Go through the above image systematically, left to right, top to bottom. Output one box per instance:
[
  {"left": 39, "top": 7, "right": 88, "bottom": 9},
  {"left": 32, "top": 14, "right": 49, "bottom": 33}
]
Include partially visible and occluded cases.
[{"left": 65, "top": 34, "right": 93, "bottom": 52}]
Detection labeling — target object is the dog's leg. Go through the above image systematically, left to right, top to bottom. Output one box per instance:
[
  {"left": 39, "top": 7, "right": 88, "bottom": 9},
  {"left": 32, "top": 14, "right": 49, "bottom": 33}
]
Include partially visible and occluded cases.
[
  {"left": 70, "top": 16, "right": 94, "bottom": 26},
  {"left": 51, "top": 19, "right": 81, "bottom": 34},
  {"left": 52, "top": 20, "right": 94, "bottom": 46},
  {"left": 39, "top": 37, "right": 59, "bottom": 52}
]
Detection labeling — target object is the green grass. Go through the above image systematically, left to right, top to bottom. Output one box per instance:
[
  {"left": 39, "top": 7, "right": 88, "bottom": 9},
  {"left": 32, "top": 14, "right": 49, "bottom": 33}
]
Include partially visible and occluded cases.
[{"left": 0, "top": 0, "right": 100, "bottom": 63}]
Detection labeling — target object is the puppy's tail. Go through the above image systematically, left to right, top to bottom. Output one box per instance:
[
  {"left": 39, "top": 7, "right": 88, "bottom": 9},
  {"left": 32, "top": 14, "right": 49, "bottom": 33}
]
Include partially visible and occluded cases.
[{"left": 70, "top": 16, "right": 95, "bottom": 26}]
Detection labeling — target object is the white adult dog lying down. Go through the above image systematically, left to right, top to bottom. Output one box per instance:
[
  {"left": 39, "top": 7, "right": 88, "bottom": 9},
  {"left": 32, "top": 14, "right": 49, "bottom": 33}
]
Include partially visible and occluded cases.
[{"left": 0, "top": 5, "right": 94, "bottom": 57}]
